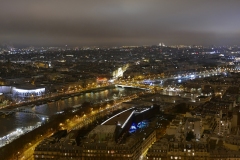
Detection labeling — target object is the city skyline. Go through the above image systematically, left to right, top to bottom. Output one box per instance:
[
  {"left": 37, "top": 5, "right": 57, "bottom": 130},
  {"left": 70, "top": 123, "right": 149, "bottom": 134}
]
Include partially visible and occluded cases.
[{"left": 1, "top": 0, "right": 240, "bottom": 47}]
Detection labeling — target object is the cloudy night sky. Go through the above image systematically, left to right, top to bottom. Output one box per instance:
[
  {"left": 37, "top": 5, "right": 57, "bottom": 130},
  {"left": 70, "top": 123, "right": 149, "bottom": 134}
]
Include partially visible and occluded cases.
[{"left": 1, "top": 0, "right": 240, "bottom": 47}]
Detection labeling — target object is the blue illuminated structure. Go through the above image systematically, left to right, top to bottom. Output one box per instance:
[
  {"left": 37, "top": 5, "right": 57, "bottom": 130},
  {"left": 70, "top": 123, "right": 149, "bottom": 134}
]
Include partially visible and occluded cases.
[
  {"left": 129, "top": 120, "right": 148, "bottom": 133},
  {"left": 129, "top": 123, "right": 137, "bottom": 133}
]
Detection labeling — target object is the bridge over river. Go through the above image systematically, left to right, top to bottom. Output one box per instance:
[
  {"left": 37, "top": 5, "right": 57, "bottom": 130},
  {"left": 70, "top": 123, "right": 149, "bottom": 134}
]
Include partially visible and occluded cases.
[
  {"left": 115, "top": 84, "right": 150, "bottom": 90},
  {"left": 0, "top": 106, "right": 48, "bottom": 119}
]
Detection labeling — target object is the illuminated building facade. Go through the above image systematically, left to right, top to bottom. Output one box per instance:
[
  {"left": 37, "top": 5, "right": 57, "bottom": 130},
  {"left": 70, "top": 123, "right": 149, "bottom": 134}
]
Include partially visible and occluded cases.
[
  {"left": 112, "top": 64, "right": 129, "bottom": 78},
  {"left": 0, "top": 85, "right": 45, "bottom": 98},
  {"left": 12, "top": 86, "right": 45, "bottom": 98},
  {"left": 213, "top": 110, "right": 231, "bottom": 136},
  {"left": 81, "top": 125, "right": 156, "bottom": 160},
  {"left": 146, "top": 136, "right": 209, "bottom": 160}
]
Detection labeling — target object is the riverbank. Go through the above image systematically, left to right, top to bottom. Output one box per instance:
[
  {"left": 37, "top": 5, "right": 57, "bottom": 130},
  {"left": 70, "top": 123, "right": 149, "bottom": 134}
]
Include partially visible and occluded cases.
[
  {"left": 0, "top": 85, "right": 116, "bottom": 115},
  {"left": 1, "top": 92, "right": 138, "bottom": 160}
]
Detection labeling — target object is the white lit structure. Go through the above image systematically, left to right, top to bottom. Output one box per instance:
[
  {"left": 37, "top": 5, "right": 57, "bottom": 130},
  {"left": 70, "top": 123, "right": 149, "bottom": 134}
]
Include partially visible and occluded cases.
[
  {"left": 112, "top": 64, "right": 129, "bottom": 78},
  {"left": 112, "top": 67, "right": 124, "bottom": 78},
  {"left": 0, "top": 85, "right": 45, "bottom": 98},
  {"left": 0, "top": 86, "right": 11, "bottom": 94},
  {"left": 12, "top": 86, "right": 45, "bottom": 97},
  {"left": 101, "top": 107, "right": 135, "bottom": 125}
]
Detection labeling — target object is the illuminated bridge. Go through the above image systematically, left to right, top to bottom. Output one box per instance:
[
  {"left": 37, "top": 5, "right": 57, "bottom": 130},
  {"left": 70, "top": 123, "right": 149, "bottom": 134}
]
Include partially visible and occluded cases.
[
  {"left": 115, "top": 84, "right": 149, "bottom": 90},
  {"left": 0, "top": 107, "right": 48, "bottom": 119}
]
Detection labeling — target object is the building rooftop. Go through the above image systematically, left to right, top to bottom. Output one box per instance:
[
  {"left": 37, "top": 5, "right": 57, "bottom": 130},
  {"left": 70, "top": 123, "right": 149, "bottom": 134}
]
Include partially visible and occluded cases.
[
  {"left": 102, "top": 108, "right": 134, "bottom": 126},
  {"left": 89, "top": 125, "right": 116, "bottom": 136}
]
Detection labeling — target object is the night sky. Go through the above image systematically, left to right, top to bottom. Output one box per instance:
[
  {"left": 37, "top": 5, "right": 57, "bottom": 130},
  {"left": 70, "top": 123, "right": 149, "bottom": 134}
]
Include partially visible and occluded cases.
[{"left": 1, "top": 0, "right": 240, "bottom": 47}]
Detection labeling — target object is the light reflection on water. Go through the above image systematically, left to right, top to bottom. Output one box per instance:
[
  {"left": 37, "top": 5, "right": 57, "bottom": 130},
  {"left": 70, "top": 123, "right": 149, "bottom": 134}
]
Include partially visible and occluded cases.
[{"left": 0, "top": 87, "right": 140, "bottom": 137}]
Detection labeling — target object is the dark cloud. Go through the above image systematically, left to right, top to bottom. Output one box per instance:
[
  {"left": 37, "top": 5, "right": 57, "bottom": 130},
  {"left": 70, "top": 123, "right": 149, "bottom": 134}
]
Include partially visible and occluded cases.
[{"left": 1, "top": 0, "right": 240, "bottom": 47}]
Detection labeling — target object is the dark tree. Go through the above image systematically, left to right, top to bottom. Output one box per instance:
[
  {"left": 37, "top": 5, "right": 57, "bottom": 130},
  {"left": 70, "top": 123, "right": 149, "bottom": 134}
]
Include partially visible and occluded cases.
[
  {"left": 174, "top": 103, "right": 190, "bottom": 114},
  {"left": 186, "top": 131, "right": 195, "bottom": 141}
]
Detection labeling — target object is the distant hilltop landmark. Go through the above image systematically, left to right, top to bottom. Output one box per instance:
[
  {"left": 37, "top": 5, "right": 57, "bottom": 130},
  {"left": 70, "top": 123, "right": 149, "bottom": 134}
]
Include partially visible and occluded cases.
[{"left": 159, "top": 43, "right": 166, "bottom": 47}]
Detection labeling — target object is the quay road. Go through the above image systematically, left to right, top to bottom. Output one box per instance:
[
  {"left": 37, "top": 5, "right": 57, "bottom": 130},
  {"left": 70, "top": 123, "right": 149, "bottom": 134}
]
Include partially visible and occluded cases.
[{"left": 17, "top": 94, "right": 138, "bottom": 160}]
